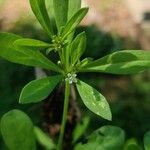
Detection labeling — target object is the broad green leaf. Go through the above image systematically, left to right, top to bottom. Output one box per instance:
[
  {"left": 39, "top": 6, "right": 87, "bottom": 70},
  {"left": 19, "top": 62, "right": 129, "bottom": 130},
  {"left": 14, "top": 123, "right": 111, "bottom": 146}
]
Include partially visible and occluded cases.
[
  {"left": 29, "top": 0, "right": 53, "bottom": 37},
  {"left": 53, "top": 0, "right": 68, "bottom": 31},
  {"left": 68, "top": 0, "right": 81, "bottom": 20},
  {"left": 61, "top": 8, "right": 89, "bottom": 39},
  {"left": 0, "top": 32, "right": 61, "bottom": 72},
  {"left": 70, "top": 32, "right": 86, "bottom": 65},
  {"left": 14, "top": 38, "right": 52, "bottom": 50},
  {"left": 80, "top": 50, "right": 150, "bottom": 74},
  {"left": 19, "top": 75, "right": 63, "bottom": 104},
  {"left": 76, "top": 80, "right": 112, "bottom": 120},
  {"left": 0, "top": 109, "right": 36, "bottom": 150},
  {"left": 72, "top": 117, "right": 90, "bottom": 144},
  {"left": 75, "top": 125, "right": 125, "bottom": 150},
  {"left": 34, "top": 126, "right": 55, "bottom": 150},
  {"left": 144, "top": 130, "right": 150, "bottom": 150},
  {"left": 123, "top": 138, "right": 142, "bottom": 150}
]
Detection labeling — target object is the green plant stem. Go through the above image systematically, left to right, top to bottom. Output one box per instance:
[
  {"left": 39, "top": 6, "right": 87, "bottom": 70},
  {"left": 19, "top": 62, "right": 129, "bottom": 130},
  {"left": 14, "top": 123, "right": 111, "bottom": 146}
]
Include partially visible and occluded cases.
[
  {"left": 61, "top": 48, "right": 66, "bottom": 69},
  {"left": 57, "top": 81, "right": 70, "bottom": 150}
]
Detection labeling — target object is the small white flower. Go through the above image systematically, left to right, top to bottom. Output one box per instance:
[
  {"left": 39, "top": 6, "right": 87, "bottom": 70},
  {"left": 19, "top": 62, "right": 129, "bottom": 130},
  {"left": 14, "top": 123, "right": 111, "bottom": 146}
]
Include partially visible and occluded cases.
[
  {"left": 57, "top": 61, "right": 61, "bottom": 65},
  {"left": 65, "top": 73, "right": 77, "bottom": 84}
]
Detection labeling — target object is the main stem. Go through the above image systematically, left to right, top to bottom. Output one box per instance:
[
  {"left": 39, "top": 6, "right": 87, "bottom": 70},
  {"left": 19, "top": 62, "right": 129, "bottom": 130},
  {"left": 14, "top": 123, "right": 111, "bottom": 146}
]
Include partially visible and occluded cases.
[{"left": 57, "top": 81, "right": 70, "bottom": 150}]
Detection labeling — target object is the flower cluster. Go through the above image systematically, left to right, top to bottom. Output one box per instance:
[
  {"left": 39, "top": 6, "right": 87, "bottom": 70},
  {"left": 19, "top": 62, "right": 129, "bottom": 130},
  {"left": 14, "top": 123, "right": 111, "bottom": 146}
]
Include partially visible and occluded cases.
[
  {"left": 52, "top": 35, "right": 66, "bottom": 51},
  {"left": 65, "top": 73, "right": 77, "bottom": 84}
]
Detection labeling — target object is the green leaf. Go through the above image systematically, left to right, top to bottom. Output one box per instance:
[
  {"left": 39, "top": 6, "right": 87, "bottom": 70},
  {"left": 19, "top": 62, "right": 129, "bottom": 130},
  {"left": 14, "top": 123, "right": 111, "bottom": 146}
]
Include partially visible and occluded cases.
[
  {"left": 29, "top": 0, "right": 53, "bottom": 37},
  {"left": 45, "top": 0, "right": 54, "bottom": 18},
  {"left": 53, "top": 0, "right": 68, "bottom": 31},
  {"left": 66, "top": 0, "right": 81, "bottom": 43},
  {"left": 68, "top": 0, "right": 81, "bottom": 20},
  {"left": 61, "top": 7, "right": 89, "bottom": 39},
  {"left": 0, "top": 32, "right": 61, "bottom": 72},
  {"left": 70, "top": 32, "right": 86, "bottom": 65},
  {"left": 14, "top": 38, "right": 52, "bottom": 50},
  {"left": 80, "top": 50, "right": 150, "bottom": 74},
  {"left": 79, "top": 57, "right": 93, "bottom": 68},
  {"left": 19, "top": 75, "right": 63, "bottom": 104},
  {"left": 76, "top": 80, "right": 112, "bottom": 120},
  {"left": 0, "top": 109, "right": 36, "bottom": 150},
  {"left": 72, "top": 117, "right": 90, "bottom": 144},
  {"left": 75, "top": 125, "right": 125, "bottom": 150},
  {"left": 34, "top": 126, "right": 55, "bottom": 150},
  {"left": 144, "top": 131, "right": 150, "bottom": 150},
  {"left": 123, "top": 138, "right": 142, "bottom": 150}
]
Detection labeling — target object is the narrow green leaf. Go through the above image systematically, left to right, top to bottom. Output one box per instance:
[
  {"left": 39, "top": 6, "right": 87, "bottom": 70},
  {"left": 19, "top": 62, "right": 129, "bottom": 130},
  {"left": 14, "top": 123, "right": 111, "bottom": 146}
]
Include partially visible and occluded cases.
[
  {"left": 29, "top": 0, "right": 53, "bottom": 37},
  {"left": 45, "top": 0, "right": 54, "bottom": 18},
  {"left": 53, "top": 0, "right": 68, "bottom": 31},
  {"left": 67, "top": 0, "right": 81, "bottom": 42},
  {"left": 68, "top": 0, "right": 81, "bottom": 20},
  {"left": 62, "top": 8, "right": 89, "bottom": 39},
  {"left": 65, "top": 27, "right": 86, "bottom": 67},
  {"left": 0, "top": 32, "right": 61, "bottom": 72},
  {"left": 70, "top": 32, "right": 86, "bottom": 65},
  {"left": 14, "top": 38, "right": 52, "bottom": 50},
  {"left": 80, "top": 50, "right": 150, "bottom": 74},
  {"left": 79, "top": 57, "right": 93, "bottom": 68},
  {"left": 19, "top": 75, "right": 63, "bottom": 104},
  {"left": 76, "top": 80, "right": 112, "bottom": 120},
  {"left": 0, "top": 109, "right": 36, "bottom": 150},
  {"left": 72, "top": 117, "right": 90, "bottom": 144},
  {"left": 75, "top": 125, "right": 125, "bottom": 150},
  {"left": 34, "top": 126, "right": 55, "bottom": 150},
  {"left": 144, "top": 131, "right": 150, "bottom": 150}
]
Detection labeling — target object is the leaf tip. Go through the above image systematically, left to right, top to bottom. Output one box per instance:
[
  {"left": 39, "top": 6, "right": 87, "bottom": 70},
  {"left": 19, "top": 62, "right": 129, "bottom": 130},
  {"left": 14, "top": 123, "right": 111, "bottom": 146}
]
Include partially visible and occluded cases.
[
  {"left": 83, "top": 7, "right": 89, "bottom": 12},
  {"left": 19, "top": 93, "right": 25, "bottom": 104},
  {"left": 105, "top": 108, "right": 112, "bottom": 121},
  {"left": 107, "top": 113, "right": 112, "bottom": 121}
]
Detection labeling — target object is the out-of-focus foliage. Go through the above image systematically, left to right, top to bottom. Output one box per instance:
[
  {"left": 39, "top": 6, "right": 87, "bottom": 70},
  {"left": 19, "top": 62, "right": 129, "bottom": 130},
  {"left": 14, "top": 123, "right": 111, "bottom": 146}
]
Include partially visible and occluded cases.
[
  {"left": 0, "top": 59, "right": 34, "bottom": 116},
  {"left": 0, "top": 109, "right": 36, "bottom": 150},
  {"left": 72, "top": 117, "right": 90, "bottom": 144},
  {"left": 75, "top": 125, "right": 125, "bottom": 150},
  {"left": 34, "top": 126, "right": 56, "bottom": 150},
  {"left": 144, "top": 131, "right": 150, "bottom": 150},
  {"left": 123, "top": 138, "right": 142, "bottom": 150}
]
